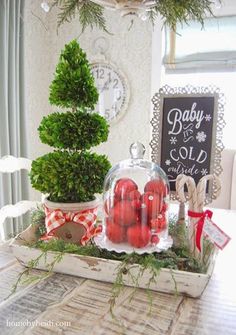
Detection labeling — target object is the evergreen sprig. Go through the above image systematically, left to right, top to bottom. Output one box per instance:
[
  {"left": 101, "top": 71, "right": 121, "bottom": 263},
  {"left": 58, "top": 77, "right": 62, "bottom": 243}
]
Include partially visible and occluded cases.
[
  {"left": 52, "top": 0, "right": 215, "bottom": 32},
  {"left": 52, "top": 0, "right": 107, "bottom": 32},
  {"left": 52, "top": 0, "right": 78, "bottom": 27},
  {"left": 151, "top": 0, "right": 214, "bottom": 30},
  {"left": 79, "top": 1, "right": 107, "bottom": 33},
  {"left": 31, "top": 206, "right": 47, "bottom": 238},
  {"left": 9, "top": 251, "right": 63, "bottom": 298}
]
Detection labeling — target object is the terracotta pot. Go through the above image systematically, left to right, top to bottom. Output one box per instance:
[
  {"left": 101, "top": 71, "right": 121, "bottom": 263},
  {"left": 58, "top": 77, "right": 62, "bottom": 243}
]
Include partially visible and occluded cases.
[{"left": 43, "top": 196, "right": 100, "bottom": 244}]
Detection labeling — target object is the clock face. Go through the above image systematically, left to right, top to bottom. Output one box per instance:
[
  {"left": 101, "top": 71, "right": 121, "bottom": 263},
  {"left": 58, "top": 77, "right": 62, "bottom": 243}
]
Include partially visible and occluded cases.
[{"left": 91, "top": 62, "right": 129, "bottom": 123}]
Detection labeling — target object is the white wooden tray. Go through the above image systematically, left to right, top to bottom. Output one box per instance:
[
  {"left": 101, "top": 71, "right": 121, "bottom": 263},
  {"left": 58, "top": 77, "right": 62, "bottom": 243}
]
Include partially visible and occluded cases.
[{"left": 9, "top": 225, "right": 216, "bottom": 298}]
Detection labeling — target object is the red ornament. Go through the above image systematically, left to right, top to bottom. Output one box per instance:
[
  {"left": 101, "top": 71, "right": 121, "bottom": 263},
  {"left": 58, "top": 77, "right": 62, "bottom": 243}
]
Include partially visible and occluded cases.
[
  {"left": 114, "top": 178, "right": 138, "bottom": 200},
  {"left": 144, "top": 179, "right": 168, "bottom": 197},
  {"left": 128, "top": 189, "right": 141, "bottom": 201},
  {"left": 129, "top": 189, "right": 142, "bottom": 211},
  {"left": 141, "top": 192, "right": 161, "bottom": 219},
  {"left": 104, "top": 196, "right": 118, "bottom": 215},
  {"left": 131, "top": 199, "right": 142, "bottom": 211},
  {"left": 111, "top": 200, "right": 137, "bottom": 226},
  {"left": 161, "top": 202, "right": 168, "bottom": 213},
  {"left": 150, "top": 214, "right": 167, "bottom": 232},
  {"left": 105, "top": 218, "right": 126, "bottom": 243},
  {"left": 127, "top": 226, "right": 151, "bottom": 248},
  {"left": 151, "top": 235, "right": 160, "bottom": 245}
]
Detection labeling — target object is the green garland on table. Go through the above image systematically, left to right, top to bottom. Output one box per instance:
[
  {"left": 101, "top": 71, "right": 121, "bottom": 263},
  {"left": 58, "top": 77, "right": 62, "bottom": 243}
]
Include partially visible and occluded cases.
[
  {"left": 51, "top": 0, "right": 215, "bottom": 32},
  {"left": 31, "top": 206, "right": 47, "bottom": 238},
  {"left": 10, "top": 208, "right": 209, "bottom": 320},
  {"left": 30, "top": 208, "right": 204, "bottom": 273},
  {"left": 29, "top": 237, "right": 203, "bottom": 273},
  {"left": 12, "top": 239, "right": 202, "bottom": 320}
]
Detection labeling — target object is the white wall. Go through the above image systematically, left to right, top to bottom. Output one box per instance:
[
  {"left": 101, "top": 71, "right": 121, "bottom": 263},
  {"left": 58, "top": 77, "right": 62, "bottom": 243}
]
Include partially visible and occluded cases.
[
  {"left": 24, "top": 0, "right": 52, "bottom": 159},
  {"left": 213, "top": 0, "right": 236, "bottom": 16},
  {"left": 24, "top": 1, "right": 154, "bottom": 166}
]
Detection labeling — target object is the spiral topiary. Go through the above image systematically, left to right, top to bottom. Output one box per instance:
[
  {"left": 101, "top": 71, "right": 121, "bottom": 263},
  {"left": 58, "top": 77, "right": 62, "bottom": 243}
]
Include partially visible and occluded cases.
[{"left": 30, "top": 40, "right": 111, "bottom": 203}]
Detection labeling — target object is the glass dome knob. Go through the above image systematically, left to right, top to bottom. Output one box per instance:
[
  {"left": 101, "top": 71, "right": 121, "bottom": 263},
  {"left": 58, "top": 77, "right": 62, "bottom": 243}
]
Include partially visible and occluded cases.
[{"left": 129, "top": 142, "right": 146, "bottom": 159}]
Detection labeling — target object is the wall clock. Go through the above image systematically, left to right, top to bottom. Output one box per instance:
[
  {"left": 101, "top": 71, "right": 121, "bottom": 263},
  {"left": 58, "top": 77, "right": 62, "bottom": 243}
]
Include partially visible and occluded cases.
[{"left": 90, "top": 62, "right": 130, "bottom": 124}]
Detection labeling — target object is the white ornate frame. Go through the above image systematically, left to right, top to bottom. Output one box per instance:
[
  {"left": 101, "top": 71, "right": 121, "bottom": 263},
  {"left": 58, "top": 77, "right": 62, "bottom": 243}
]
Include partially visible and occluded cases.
[{"left": 150, "top": 85, "right": 225, "bottom": 201}]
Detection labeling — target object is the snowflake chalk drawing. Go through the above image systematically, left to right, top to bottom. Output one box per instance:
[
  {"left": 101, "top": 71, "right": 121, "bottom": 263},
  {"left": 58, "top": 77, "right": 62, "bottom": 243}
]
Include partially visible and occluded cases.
[
  {"left": 205, "top": 114, "right": 212, "bottom": 122},
  {"left": 196, "top": 131, "right": 207, "bottom": 143},
  {"left": 170, "top": 136, "right": 177, "bottom": 145},
  {"left": 165, "top": 159, "right": 171, "bottom": 166},
  {"left": 201, "top": 168, "right": 208, "bottom": 176}
]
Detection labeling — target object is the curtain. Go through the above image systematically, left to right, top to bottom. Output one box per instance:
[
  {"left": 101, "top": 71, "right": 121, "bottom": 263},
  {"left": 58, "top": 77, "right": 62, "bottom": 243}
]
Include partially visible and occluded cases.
[
  {"left": 0, "top": 0, "right": 29, "bottom": 239},
  {"left": 164, "top": 16, "right": 236, "bottom": 72}
]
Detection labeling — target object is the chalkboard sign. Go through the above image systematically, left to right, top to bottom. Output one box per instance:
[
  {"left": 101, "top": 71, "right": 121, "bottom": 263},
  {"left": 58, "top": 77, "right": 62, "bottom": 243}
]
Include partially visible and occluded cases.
[{"left": 151, "top": 85, "right": 225, "bottom": 197}]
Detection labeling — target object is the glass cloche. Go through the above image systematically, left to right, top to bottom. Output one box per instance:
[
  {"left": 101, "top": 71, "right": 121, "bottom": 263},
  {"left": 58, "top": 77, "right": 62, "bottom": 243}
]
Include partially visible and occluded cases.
[{"left": 94, "top": 142, "right": 173, "bottom": 254}]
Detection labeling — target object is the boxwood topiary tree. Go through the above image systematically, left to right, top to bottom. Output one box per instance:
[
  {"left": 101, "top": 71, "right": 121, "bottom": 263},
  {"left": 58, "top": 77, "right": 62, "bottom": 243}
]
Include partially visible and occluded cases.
[{"left": 30, "top": 40, "right": 111, "bottom": 203}]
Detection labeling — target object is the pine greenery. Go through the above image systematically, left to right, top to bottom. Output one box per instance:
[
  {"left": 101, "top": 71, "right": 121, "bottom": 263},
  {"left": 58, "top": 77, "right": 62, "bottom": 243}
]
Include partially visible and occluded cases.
[
  {"left": 52, "top": 0, "right": 214, "bottom": 32},
  {"left": 52, "top": 0, "right": 107, "bottom": 32},
  {"left": 150, "top": 0, "right": 214, "bottom": 30},
  {"left": 79, "top": 1, "right": 107, "bottom": 32},
  {"left": 30, "top": 40, "right": 111, "bottom": 203},
  {"left": 31, "top": 206, "right": 47, "bottom": 238},
  {"left": 30, "top": 238, "right": 204, "bottom": 274}
]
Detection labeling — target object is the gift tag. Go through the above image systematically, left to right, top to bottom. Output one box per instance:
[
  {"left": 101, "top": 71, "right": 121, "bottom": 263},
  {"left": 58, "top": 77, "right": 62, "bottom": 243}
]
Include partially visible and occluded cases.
[{"left": 203, "top": 217, "right": 231, "bottom": 250}]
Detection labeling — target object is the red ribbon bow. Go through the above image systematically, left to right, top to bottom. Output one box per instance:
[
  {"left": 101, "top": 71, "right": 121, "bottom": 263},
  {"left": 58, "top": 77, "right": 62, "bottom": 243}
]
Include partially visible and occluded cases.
[
  {"left": 42, "top": 206, "right": 102, "bottom": 245},
  {"left": 188, "top": 209, "right": 213, "bottom": 252}
]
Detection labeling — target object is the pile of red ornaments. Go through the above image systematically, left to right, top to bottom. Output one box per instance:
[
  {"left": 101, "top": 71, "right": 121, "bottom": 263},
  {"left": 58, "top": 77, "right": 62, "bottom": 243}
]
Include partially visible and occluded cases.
[{"left": 104, "top": 178, "right": 169, "bottom": 248}]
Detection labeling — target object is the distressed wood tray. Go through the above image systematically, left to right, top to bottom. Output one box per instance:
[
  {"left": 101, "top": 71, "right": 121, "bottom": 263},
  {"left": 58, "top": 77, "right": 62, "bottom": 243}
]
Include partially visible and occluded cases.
[{"left": 9, "top": 225, "right": 216, "bottom": 298}]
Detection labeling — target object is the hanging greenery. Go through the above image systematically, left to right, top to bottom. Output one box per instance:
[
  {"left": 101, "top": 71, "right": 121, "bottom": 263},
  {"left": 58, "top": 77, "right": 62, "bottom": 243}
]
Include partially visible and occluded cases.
[
  {"left": 51, "top": 0, "right": 215, "bottom": 32},
  {"left": 52, "top": 0, "right": 107, "bottom": 32}
]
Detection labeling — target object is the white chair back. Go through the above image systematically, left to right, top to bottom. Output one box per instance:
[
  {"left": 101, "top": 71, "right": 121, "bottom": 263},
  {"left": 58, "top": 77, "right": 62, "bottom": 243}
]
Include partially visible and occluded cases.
[
  {"left": 211, "top": 149, "right": 236, "bottom": 209},
  {"left": 230, "top": 154, "right": 236, "bottom": 210},
  {"left": 0, "top": 155, "right": 38, "bottom": 241}
]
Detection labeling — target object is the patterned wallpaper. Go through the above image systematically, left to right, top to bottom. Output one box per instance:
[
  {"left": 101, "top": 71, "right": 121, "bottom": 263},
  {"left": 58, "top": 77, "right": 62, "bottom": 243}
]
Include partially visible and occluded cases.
[{"left": 25, "top": 1, "right": 153, "bottom": 166}]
